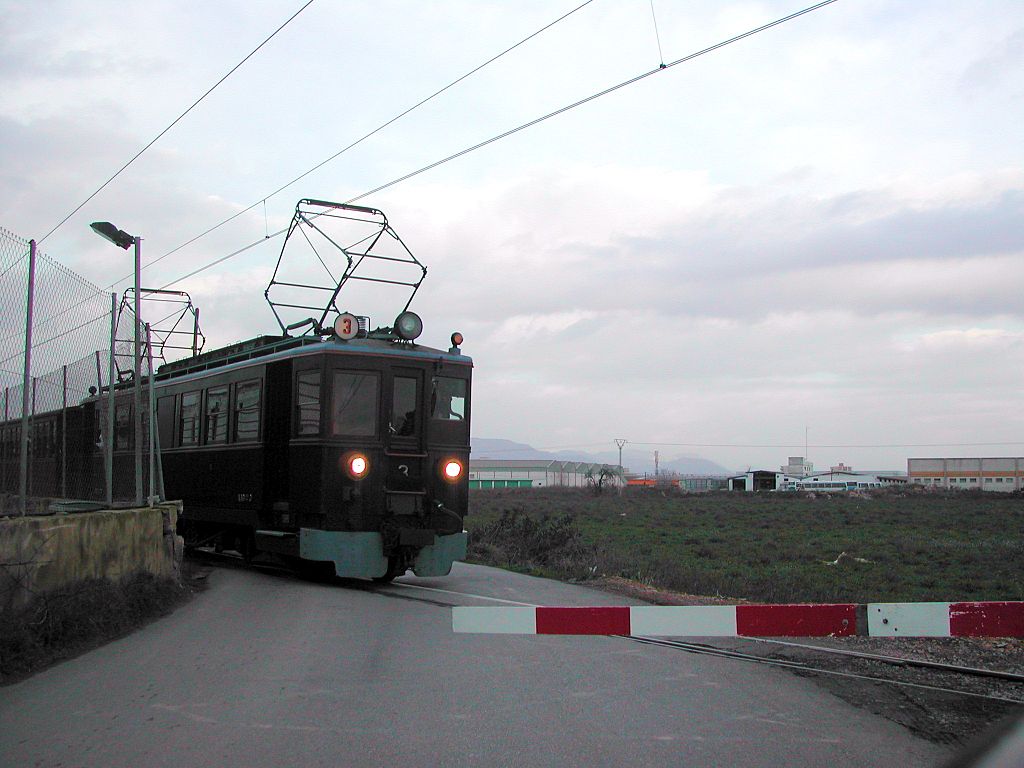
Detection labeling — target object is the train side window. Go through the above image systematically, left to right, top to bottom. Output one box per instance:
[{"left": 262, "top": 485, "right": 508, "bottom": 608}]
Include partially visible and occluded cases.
[
  {"left": 296, "top": 370, "right": 321, "bottom": 436},
  {"left": 331, "top": 371, "right": 378, "bottom": 436},
  {"left": 391, "top": 376, "right": 419, "bottom": 437},
  {"left": 431, "top": 377, "right": 466, "bottom": 420},
  {"left": 234, "top": 380, "right": 261, "bottom": 442},
  {"left": 205, "top": 386, "right": 229, "bottom": 444},
  {"left": 180, "top": 391, "right": 200, "bottom": 446},
  {"left": 115, "top": 403, "right": 132, "bottom": 450}
]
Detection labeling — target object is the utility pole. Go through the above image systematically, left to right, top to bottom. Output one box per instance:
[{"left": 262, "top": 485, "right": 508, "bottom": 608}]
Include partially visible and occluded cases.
[
  {"left": 133, "top": 236, "right": 142, "bottom": 507},
  {"left": 19, "top": 240, "right": 36, "bottom": 516},
  {"left": 615, "top": 438, "right": 626, "bottom": 494}
]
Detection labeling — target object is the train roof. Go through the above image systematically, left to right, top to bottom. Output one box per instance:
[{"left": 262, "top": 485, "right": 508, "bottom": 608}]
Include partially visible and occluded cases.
[{"left": 156, "top": 333, "right": 473, "bottom": 380}]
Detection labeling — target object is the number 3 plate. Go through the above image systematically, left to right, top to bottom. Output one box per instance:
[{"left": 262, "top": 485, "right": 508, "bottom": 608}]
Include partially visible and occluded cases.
[{"left": 334, "top": 312, "right": 358, "bottom": 340}]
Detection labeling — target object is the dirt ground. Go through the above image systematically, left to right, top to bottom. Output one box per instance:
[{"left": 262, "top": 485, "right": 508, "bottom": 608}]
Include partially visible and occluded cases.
[{"left": 593, "top": 576, "right": 1024, "bottom": 747}]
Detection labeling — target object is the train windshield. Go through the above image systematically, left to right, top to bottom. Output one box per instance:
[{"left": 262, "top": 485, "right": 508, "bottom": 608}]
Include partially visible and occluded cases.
[
  {"left": 331, "top": 371, "right": 379, "bottom": 436},
  {"left": 391, "top": 376, "right": 419, "bottom": 437},
  {"left": 431, "top": 377, "right": 466, "bottom": 421}
]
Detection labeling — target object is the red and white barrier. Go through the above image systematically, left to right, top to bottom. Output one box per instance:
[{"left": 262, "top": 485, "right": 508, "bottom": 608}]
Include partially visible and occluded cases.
[
  {"left": 452, "top": 601, "right": 1024, "bottom": 638},
  {"left": 869, "top": 602, "right": 1024, "bottom": 637}
]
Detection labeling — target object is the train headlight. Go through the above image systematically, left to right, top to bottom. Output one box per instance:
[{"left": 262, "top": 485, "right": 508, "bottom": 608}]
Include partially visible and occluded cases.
[
  {"left": 394, "top": 311, "right": 423, "bottom": 341},
  {"left": 343, "top": 452, "right": 370, "bottom": 480},
  {"left": 442, "top": 459, "right": 464, "bottom": 482}
]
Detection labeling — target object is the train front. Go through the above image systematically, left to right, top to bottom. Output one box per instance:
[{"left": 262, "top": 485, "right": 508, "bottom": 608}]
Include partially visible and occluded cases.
[{"left": 295, "top": 318, "right": 472, "bottom": 582}]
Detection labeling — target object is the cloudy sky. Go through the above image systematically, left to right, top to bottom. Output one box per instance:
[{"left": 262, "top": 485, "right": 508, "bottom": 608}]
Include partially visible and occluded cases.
[{"left": 2, "top": 0, "right": 1022, "bottom": 472}]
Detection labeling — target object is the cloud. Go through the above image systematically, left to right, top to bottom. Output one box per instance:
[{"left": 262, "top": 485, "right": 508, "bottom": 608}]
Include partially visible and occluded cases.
[{"left": 959, "top": 28, "right": 1024, "bottom": 94}]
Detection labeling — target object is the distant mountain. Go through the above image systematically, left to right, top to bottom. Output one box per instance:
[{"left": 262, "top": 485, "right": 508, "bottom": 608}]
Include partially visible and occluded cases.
[{"left": 471, "top": 438, "right": 730, "bottom": 475}]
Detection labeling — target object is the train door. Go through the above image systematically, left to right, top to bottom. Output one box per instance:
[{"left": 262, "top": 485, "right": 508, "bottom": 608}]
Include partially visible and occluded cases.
[
  {"left": 263, "top": 360, "right": 292, "bottom": 516},
  {"left": 384, "top": 367, "right": 427, "bottom": 517}
]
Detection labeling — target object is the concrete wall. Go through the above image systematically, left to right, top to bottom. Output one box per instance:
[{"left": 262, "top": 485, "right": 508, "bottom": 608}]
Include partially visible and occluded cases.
[{"left": 0, "top": 502, "right": 182, "bottom": 610}]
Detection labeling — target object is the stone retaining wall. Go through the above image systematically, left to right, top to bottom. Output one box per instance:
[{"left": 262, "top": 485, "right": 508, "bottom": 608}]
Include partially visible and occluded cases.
[{"left": 0, "top": 502, "right": 183, "bottom": 610}]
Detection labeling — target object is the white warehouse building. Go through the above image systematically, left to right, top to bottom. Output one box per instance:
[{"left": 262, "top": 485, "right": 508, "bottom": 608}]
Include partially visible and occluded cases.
[
  {"left": 908, "top": 457, "right": 1024, "bottom": 491},
  {"left": 468, "top": 459, "right": 622, "bottom": 489}
]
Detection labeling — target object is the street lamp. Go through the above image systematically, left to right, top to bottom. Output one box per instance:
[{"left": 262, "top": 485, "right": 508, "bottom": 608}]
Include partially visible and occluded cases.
[{"left": 90, "top": 221, "right": 143, "bottom": 507}]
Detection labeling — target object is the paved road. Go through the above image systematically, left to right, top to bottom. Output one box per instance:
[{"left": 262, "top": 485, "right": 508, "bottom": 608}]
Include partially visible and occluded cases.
[{"left": 1, "top": 563, "right": 948, "bottom": 767}]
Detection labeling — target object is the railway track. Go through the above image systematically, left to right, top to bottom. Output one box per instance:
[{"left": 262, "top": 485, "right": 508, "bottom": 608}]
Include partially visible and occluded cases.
[{"left": 622, "top": 635, "right": 1024, "bottom": 705}]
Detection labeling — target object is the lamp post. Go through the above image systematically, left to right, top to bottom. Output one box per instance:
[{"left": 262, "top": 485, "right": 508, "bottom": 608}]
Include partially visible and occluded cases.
[{"left": 90, "top": 221, "right": 143, "bottom": 507}]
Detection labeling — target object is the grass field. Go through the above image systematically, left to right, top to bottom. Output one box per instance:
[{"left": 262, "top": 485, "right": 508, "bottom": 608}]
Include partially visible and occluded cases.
[{"left": 465, "top": 487, "right": 1024, "bottom": 604}]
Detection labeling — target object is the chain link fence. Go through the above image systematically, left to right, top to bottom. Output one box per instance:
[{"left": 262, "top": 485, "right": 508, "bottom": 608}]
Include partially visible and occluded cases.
[{"left": 0, "top": 227, "right": 161, "bottom": 516}]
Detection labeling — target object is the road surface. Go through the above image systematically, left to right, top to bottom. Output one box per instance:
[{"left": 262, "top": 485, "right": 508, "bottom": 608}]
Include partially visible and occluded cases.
[{"left": 0, "top": 562, "right": 947, "bottom": 767}]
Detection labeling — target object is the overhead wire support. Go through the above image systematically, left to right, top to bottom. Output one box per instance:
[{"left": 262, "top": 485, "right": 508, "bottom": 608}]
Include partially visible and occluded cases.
[
  {"left": 38, "top": 0, "right": 318, "bottom": 246},
  {"left": 649, "top": 0, "right": 666, "bottom": 67}
]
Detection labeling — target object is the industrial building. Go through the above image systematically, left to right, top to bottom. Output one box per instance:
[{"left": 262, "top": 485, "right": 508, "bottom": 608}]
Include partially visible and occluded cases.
[
  {"left": 781, "top": 456, "right": 814, "bottom": 475},
  {"left": 907, "top": 457, "right": 1024, "bottom": 491},
  {"left": 728, "top": 458, "right": 906, "bottom": 492},
  {"left": 468, "top": 459, "right": 621, "bottom": 489},
  {"left": 680, "top": 475, "right": 730, "bottom": 492}
]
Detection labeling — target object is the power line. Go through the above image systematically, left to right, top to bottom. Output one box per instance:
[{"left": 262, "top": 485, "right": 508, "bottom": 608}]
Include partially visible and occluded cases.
[
  {"left": 38, "top": 0, "right": 317, "bottom": 246},
  {"left": 109, "top": 0, "right": 597, "bottom": 289},
  {"left": 156, "top": 0, "right": 842, "bottom": 291},
  {"left": 347, "top": 0, "right": 840, "bottom": 203},
  {"left": 625, "top": 441, "right": 1024, "bottom": 449},
  {"left": 471, "top": 442, "right": 612, "bottom": 455}
]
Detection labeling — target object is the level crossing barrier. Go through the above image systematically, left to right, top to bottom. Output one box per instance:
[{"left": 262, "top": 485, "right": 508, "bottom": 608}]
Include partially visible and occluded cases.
[{"left": 453, "top": 601, "right": 1024, "bottom": 637}]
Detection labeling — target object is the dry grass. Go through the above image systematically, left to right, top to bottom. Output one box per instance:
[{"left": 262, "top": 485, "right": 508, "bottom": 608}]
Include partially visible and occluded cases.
[
  {"left": 466, "top": 486, "right": 1024, "bottom": 603},
  {"left": 0, "top": 569, "right": 191, "bottom": 684}
]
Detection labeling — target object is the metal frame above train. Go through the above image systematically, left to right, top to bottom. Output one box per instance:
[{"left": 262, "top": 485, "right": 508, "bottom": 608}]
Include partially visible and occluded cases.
[
  {"left": 265, "top": 198, "right": 428, "bottom": 339},
  {"left": 452, "top": 602, "right": 1024, "bottom": 638}
]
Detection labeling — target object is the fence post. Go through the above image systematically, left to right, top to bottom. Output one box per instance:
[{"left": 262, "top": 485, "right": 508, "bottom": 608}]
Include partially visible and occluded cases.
[
  {"left": 133, "top": 238, "right": 142, "bottom": 507},
  {"left": 19, "top": 239, "right": 36, "bottom": 516},
  {"left": 106, "top": 293, "right": 116, "bottom": 506},
  {"left": 193, "top": 306, "right": 200, "bottom": 356},
  {"left": 145, "top": 323, "right": 155, "bottom": 505},
  {"left": 147, "top": 325, "right": 164, "bottom": 505},
  {"left": 62, "top": 364, "right": 68, "bottom": 499},
  {"left": 29, "top": 376, "right": 36, "bottom": 499},
  {"left": 3, "top": 387, "right": 7, "bottom": 502}
]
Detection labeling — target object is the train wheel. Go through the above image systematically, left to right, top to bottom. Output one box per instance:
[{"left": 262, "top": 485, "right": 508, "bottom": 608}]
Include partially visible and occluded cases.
[{"left": 372, "top": 557, "right": 404, "bottom": 584}]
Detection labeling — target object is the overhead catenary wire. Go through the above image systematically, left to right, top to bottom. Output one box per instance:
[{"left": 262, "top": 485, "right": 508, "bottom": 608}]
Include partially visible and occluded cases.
[
  {"left": 37, "top": 0, "right": 318, "bottom": 246},
  {"left": 111, "top": 0, "right": 598, "bottom": 288},
  {"left": 155, "top": 0, "right": 841, "bottom": 292},
  {"left": 346, "top": 0, "right": 840, "bottom": 204},
  {"left": 474, "top": 437, "right": 1024, "bottom": 457},
  {"left": 624, "top": 440, "right": 1024, "bottom": 449}
]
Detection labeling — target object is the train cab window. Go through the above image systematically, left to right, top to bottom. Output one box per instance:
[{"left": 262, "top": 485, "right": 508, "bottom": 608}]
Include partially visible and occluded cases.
[
  {"left": 296, "top": 370, "right": 321, "bottom": 436},
  {"left": 331, "top": 372, "right": 378, "bottom": 436},
  {"left": 390, "top": 376, "right": 419, "bottom": 437},
  {"left": 431, "top": 377, "right": 466, "bottom": 421},
  {"left": 234, "top": 380, "right": 261, "bottom": 442},
  {"left": 205, "top": 386, "right": 229, "bottom": 444},
  {"left": 180, "top": 391, "right": 200, "bottom": 446},
  {"left": 115, "top": 403, "right": 132, "bottom": 450}
]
